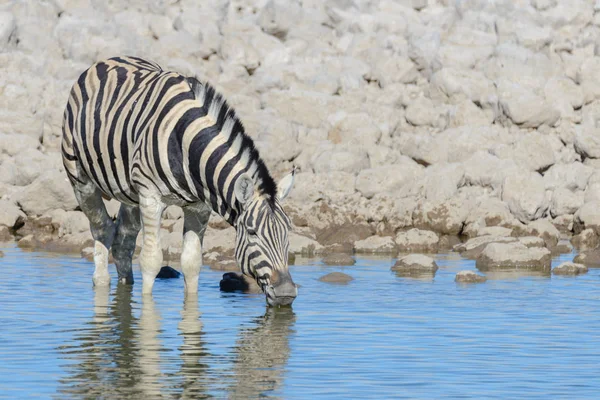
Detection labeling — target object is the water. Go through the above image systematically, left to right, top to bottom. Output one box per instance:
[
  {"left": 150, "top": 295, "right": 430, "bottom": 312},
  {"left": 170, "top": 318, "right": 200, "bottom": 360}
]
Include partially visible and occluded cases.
[{"left": 1, "top": 245, "right": 599, "bottom": 399}]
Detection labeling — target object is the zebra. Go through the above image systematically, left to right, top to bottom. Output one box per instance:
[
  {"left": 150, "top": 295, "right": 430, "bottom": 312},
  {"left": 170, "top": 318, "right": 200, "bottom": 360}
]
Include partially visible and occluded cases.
[{"left": 61, "top": 56, "right": 298, "bottom": 307}]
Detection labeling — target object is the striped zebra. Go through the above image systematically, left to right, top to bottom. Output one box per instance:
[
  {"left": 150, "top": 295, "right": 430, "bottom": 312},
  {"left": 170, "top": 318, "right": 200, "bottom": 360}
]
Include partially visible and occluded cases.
[{"left": 61, "top": 56, "right": 297, "bottom": 306}]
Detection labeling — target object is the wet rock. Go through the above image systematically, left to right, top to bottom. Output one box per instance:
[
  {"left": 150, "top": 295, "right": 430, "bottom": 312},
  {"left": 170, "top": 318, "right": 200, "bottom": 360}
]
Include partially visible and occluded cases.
[
  {"left": 14, "top": 170, "right": 78, "bottom": 216},
  {"left": 0, "top": 199, "right": 25, "bottom": 229},
  {"left": 552, "top": 214, "right": 574, "bottom": 234},
  {"left": 395, "top": 228, "right": 439, "bottom": 253},
  {"left": 571, "top": 229, "right": 599, "bottom": 250},
  {"left": 353, "top": 235, "right": 396, "bottom": 255},
  {"left": 454, "top": 235, "right": 517, "bottom": 259},
  {"left": 476, "top": 242, "right": 552, "bottom": 271},
  {"left": 573, "top": 251, "right": 600, "bottom": 268},
  {"left": 322, "top": 253, "right": 355, "bottom": 266},
  {"left": 391, "top": 254, "right": 438, "bottom": 277},
  {"left": 552, "top": 262, "right": 588, "bottom": 276},
  {"left": 156, "top": 266, "right": 181, "bottom": 279},
  {"left": 455, "top": 270, "right": 487, "bottom": 283},
  {"left": 219, "top": 272, "right": 261, "bottom": 294},
  {"left": 318, "top": 272, "right": 353, "bottom": 284}
]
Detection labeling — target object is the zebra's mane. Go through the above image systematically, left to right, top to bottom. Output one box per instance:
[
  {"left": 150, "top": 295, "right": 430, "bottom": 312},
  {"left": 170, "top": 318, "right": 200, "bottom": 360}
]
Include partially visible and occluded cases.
[{"left": 186, "top": 76, "right": 278, "bottom": 206}]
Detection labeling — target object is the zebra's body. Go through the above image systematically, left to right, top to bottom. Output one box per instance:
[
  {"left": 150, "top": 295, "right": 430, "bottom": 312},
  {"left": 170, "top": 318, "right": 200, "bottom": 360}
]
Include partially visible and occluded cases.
[{"left": 61, "top": 56, "right": 297, "bottom": 306}]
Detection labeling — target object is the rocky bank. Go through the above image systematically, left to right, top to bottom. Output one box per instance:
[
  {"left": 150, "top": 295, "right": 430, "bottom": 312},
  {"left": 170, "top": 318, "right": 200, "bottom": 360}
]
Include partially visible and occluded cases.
[{"left": 1, "top": 0, "right": 600, "bottom": 270}]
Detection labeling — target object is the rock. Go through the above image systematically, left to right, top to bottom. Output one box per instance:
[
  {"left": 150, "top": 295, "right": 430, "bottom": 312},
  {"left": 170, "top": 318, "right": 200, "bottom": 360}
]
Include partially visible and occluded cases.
[
  {"left": 0, "top": 12, "right": 15, "bottom": 48},
  {"left": 431, "top": 67, "right": 496, "bottom": 107},
  {"left": 497, "top": 80, "right": 560, "bottom": 128},
  {"left": 405, "top": 96, "right": 445, "bottom": 128},
  {"left": 328, "top": 112, "right": 382, "bottom": 148},
  {"left": 574, "top": 120, "right": 600, "bottom": 159},
  {"left": 492, "top": 133, "right": 555, "bottom": 173},
  {"left": 354, "top": 159, "right": 423, "bottom": 199},
  {"left": 543, "top": 162, "right": 593, "bottom": 191},
  {"left": 422, "top": 163, "right": 465, "bottom": 204},
  {"left": 14, "top": 170, "right": 78, "bottom": 216},
  {"left": 501, "top": 172, "right": 549, "bottom": 223},
  {"left": 550, "top": 188, "right": 584, "bottom": 217},
  {"left": 412, "top": 194, "right": 472, "bottom": 235},
  {"left": 462, "top": 198, "right": 515, "bottom": 237},
  {"left": 0, "top": 199, "right": 25, "bottom": 228},
  {"left": 574, "top": 201, "right": 600, "bottom": 235},
  {"left": 527, "top": 219, "right": 561, "bottom": 248},
  {"left": 0, "top": 226, "right": 12, "bottom": 241},
  {"left": 476, "top": 226, "right": 513, "bottom": 237},
  {"left": 395, "top": 228, "right": 439, "bottom": 253},
  {"left": 571, "top": 229, "right": 599, "bottom": 250},
  {"left": 289, "top": 232, "right": 322, "bottom": 256},
  {"left": 353, "top": 235, "right": 396, "bottom": 255},
  {"left": 454, "top": 235, "right": 517, "bottom": 259},
  {"left": 518, "top": 236, "right": 546, "bottom": 248},
  {"left": 476, "top": 242, "right": 552, "bottom": 271},
  {"left": 0, "top": 250, "right": 3, "bottom": 257},
  {"left": 573, "top": 251, "right": 600, "bottom": 268},
  {"left": 322, "top": 253, "right": 355, "bottom": 266},
  {"left": 391, "top": 254, "right": 438, "bottom": 277},
  {"left": 552, "top": 262, "right": 588, "bottom": 276},
  {"left": 156, "top": 266, "right": 181, "bottom": 279},
  {"left": 455, "top": 270, "right": 487, "bottom": 283},
  {"left": 219, "top": 272, "right": 261, "bottom": 294},
  {"left": 318, "top": 272, "right": 353, "bottom": 284}
]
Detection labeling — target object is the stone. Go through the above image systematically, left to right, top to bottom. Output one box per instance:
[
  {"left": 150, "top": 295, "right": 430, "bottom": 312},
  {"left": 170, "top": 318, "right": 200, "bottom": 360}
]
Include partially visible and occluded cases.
[
  {"left": 431, "top": 67, "right": 496, "bottom": 108},
  {"left": 497, "top": 79, "right": 560, "bottom": 128},
  {"left": 327, "top": 112, "right": 382, "bottom": 148},
  {"left": 492, "top": 133, "right": 555, "bottom": 173},
  {"left": 355, "top": 159, "right": 423, "bottom": 199},
  {"left": 543, "top": 162, "right": 593, "bottom": 191},
  {"left": 422, "top": 163, "right": 465, "bottom": 204},
  {"left": 14, "top": 170, "right": 78, "bottom": 216},
  {"left": 501, "top": 172, "right": 549, "bottom": 223},
  {"left": 550, "top": 188, "right": 584, "bottom": 217},
  {"left": 412, "top": 194, "right": 472, "bottom": 235},
  {"left": 0, "top": 199, "right": 25, "bottom": 228},
  {"left": 574, "top": 201, "right": 600, "bottom": 235},
  {"left": 527, "top": 219, "right": 561, "bottom": 248},
  {"left": 0, "top": 226, "right": 12, "bottom": 241},
  {"left": 476, "top": 226, "right": 513, "bottom": 237},
  {"left": 395, "top": 228, "right": 439, "bottom": 253},
  {"left": 571, "top": 229, "right": 599, "bottom": 250},
  {"left": 289, "top": 232, "right": 322, "bottom": 256},
  {"left": 353, "top": 235, "right": 396, "bottom": 255},
  {"left": 454, "top": 235, "right": 517, "bottom": 259},
  {"left": 518, "top": 236, "right": 546, "bottom": 248},
  {"left": 476, "top": 242, "right": 552, "bottom": 271},
  {"left": 0, "top": 250, "right": 3, "bottom": 257},
  {"left": 573, "top": 251, "right": 600, "bottom": 268},
  {"left": 322, "top": 253, "right": 355, "bottom": 266},
  {"left": 391, "top": 254, "right": 439, "bottom": 277},
  {"left": 552, "top": 262, "right": 588, "bottom": 276},
  {"left": 156, "top": 266, "right": 181, "bottom": 279},
  {"left": 455, "top": 270, "right": 487, "bottom": 283},
  {"left": 219, "top": 272, "right": 261, "bottom": 294},
  {"left": 318, "top": 272, "right": 353, "bottom": 284}
]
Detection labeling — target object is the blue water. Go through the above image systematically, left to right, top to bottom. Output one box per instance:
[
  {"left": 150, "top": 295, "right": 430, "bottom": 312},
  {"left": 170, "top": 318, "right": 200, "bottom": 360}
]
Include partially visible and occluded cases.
[{"left": 0, "top": 245, "right": 599, "bottom": 399}]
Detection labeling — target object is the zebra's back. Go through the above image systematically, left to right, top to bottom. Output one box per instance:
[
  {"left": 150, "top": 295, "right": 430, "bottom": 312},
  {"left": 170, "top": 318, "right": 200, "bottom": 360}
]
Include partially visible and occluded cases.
[{"left": 61, "top": 56, "right": 199, "bottom": 206}]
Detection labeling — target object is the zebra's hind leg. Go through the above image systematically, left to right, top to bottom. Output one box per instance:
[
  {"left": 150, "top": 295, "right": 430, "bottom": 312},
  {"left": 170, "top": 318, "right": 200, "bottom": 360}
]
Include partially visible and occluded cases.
[
  {"left": 71, "top": 174, "right": 116, "bottom": 286},
  {"left": 139, "top": 194, "right": 166, "bottom": 295},
  {"left": 181, "top": 202, "right": 211, "bottom": 294},
  {"left": 111, "top": 204, "right": 141, "bottom": 285}
]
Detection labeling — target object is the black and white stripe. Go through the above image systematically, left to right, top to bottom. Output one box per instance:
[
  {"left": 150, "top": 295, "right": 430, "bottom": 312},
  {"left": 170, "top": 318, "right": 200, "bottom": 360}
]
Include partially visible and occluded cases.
[{"left": 61, "top": 56, "right": 295, "bottom": 294}]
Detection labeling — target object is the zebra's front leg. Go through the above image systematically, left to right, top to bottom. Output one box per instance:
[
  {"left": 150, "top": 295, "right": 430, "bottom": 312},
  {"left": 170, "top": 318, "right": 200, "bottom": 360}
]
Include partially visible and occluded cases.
[
  {"left": 139, "top": 195, "right": 166, "bottom": 295},
  {"left": 181, "top": 202, "right": 211, "bottom": 294},
  {"left": 111, "top": 204, "right": 141, "bottom": 285}
]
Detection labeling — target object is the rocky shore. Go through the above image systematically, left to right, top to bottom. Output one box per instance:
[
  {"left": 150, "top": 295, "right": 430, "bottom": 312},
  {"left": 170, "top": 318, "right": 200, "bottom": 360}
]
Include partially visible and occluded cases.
[{"left": 2, "top": 1, "right": 600, "bottom": 273}]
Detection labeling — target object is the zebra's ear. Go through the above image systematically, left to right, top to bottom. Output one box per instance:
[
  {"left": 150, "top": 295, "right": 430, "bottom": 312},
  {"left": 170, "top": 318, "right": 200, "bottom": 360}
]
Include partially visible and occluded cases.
[
  {"left": 277, "top": 166, "right": 296, "bottom": 201},
  {"left": 234, "top": 174, "right": 254, "bottom": 206}
]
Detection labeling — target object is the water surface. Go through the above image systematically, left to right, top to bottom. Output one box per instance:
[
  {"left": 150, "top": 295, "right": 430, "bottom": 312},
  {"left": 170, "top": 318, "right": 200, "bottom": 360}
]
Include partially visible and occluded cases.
[{"left": 0, "top": 245, "right": 599, "bottom": 399}]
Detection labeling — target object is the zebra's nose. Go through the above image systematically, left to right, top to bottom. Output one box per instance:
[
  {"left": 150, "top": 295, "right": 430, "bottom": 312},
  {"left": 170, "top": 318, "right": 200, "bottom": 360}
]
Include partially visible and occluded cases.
[{"left": 271, "top": 278, "right": 297, "bottom": 306}]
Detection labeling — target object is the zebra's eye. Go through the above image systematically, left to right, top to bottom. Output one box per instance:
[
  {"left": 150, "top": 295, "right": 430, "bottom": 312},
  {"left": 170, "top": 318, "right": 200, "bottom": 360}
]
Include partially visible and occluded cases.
[{"left": 247, "top": 228, "right": 257, "bottom": 236}]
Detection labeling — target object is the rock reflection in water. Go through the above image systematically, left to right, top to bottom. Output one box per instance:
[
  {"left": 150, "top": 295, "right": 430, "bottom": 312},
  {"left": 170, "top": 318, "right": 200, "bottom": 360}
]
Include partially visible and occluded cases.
[{"left": 227, "top": 307, "right": 296, "bottom": 398}]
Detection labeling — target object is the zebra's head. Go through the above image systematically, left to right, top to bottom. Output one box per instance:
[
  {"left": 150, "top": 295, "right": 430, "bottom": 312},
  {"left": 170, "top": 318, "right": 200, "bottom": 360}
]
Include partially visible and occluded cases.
[{"left": 233, "top": 168, "right": 297, "bottom": 307}]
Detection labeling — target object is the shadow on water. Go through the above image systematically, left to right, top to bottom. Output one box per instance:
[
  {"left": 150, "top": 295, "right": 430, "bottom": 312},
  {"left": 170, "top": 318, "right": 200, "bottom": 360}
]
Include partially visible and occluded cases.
[{"left": 55, "top": 283, "right": 296, "bottom": 398}]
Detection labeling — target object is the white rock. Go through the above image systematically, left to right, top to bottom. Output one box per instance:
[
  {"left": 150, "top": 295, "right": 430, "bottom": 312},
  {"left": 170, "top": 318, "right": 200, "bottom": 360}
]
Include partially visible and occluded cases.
[
  {"left": 0, "top": 12, "right": 15, "bottom": 49},
  {"left": 431, "top": 67, "right": 497, "bottom": 108},
  {"left": 497, "top": 79, "right": 560, "bottom": 128},
  {"left": 405, "top": 96, "right": 446, "bottom": 128},
  {"left": 327, "top": 112, "right": 382, "bottom": 147},
  {"left": 492, "top": 133, "right": 555, "bottom": 172},
  {"left": 312, "top": 147, "right": 370, "bottom": 175},
  {"left": 355, "top": 158, "right": 423, "bottom": 199},
  {"left": 543, "top": 162, "right": 593, "bottom": 191},
  {"left": 423, "top": 163, "right": 465, "bottom": 204},
  {"left": 14, "top": 170, "right": 78, "bottom": 216},
  {"left": 502, "top": 172, "right": 549, "bottom": 223},
  {"left": 550, "top": 188, "right": 584, "bottom": 217},
  {"left": 0, "top": 199, "right": 25, "bottom": 228},
  {"left": 574, "top": 201, "right": 600, "bottom": 235},
  {"left": 45, "top": 210, "right": 90, "bottom": 237},
  {"left": 527, "top": 219, "right": 561, "bottom": 247},
  {"left": 395, "top": 228, "right": 439, "bottom": 253},
  {"left": 289, "top": 232, "right": 322, "bottom": 256},
  {"left": 354, "top": 235, "right": 397, "bottom": 254},
  {"left": 476, "top": 242, "right": 552, "bottom": 271},
  {"left": 392, "top": 254, "right": 438, "bottom": 275},
  {"left": 553, "top": 262, "right": 588, "bottom": 276}
]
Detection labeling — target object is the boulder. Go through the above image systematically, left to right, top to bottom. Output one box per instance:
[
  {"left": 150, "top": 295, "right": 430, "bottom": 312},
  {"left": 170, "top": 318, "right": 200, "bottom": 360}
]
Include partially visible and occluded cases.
[
  {"left": 497, "top": 80, "right": 560, "bottom": 128},
  {"left": 492, "top": 133, "right": 555, "bottom": 173},
  {"left": 355, "top": 159, "right": 423, "bottom": 199},
  {"left": 543, "top": 162, "right": 593, "bottom": 191},
  {"left": 14, "top": 170, "right": 78, "bottom": 216},
  {"left": 501, "top": 172, "right": 549, "bottom": 223},
  {"left": 550, "top": 188, "right": 584, "bottom": 217},
  {"left": 412, "top": 194, "right": 472, "bottom": 235},
  {"left": 0, "top": 199, "right": 25, "bottom": 228},
  {"left": 574, "top": 201, "right": 600, "bottom": 235},
  {"left": 527, "top": 219, "right": 561, "bottom": 248},
  {"left": 0, "top": 226, "right": 12, "bottom": 241},
  {"left": 395, "top": 228, "right": 439, "bottom": 253},
  {"left": 571, "top": 229, "right": 599, "bottom": 250},
  {"left": 289, "top": 232, "right": 322, "bottom": 256},
  {"left": 353, "top": 235, "right": 396, "bottom": 255},
  {"left": 454, "top": 235, "right": 517, "bottom": 259},
  {"left": 517, "top": 236, "right": 546, "bottom": 248},
  {"left": 476, "top": 242, "right": 552, "bottom": 271},
  {"left": 573, "top": 251, "right": 600, "bottom": 268},
  {"left": 322, "top": 253, "right": 355, "bottom": 266},
  {"left": 391, "top": 254, "right": 438, "bottom": 277},
  {"left": 552, "top": 262, "right": 588, "bottom": 276},
  {"left": 455, "top": 270, "right": 487, "bottom": 283},
  {"left": 318, "top": 272, "right": 353, "bottom": 284}
]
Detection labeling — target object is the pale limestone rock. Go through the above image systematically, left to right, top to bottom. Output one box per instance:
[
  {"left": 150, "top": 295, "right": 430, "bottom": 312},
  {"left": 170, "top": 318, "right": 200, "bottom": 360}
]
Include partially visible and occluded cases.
[
  {"left": 0, "top": 12, "right": 15, "bottom": 49},
  {"left": 437, "top": 26, "right": 496, "bottom": 70},
  {"left": 431, "top": 67, "right": 497, "bottom": 108},
  {"left": 497, "top": 79, "right": 560, "bottom": 128},
  {"left": 405, "top": 96, "right": 446, "bottom": 128},
  {"left": 327, "top": 112, "right": 381, "bottom": 147},
  {"left": 492, "top": 133, "right": 555, "bottom": 172},
  {"left": 311, "top": 146, "right": 370, "bottom": 175},
  {"left": 463, "top": 152, "right": 520, "bottom": 190},
  {"left": 355, "top": 158, "right": 423, "bottom": 199},
  {"left": 543, "top": 162, "right": 593, "bottom": 191},
  {"left": 423, "top": 163, "right": 465, "bottom": 204},
  {"left": 14, "top": 170, "right": 78, "bottom": 216},
  {"left": 501, "top": 172, "right": 549, "bottom": 223},
  {"left": 550, "top": 188, "right": 584, "bottom": 217},
  {"left": 413, "top": 194, "right": 473, "bottom": 235},
  {"left": 0, "top": 199, "right": 25, "bottom": 228},
  {"left": 574, "top": 201, "right": 600, "bottom": 235},
  {"left": 528, "top": 218, "right": 561, "bottom": 248},
  {"left": 477, "top": 226, "right": 513, "bottom": 237},
  {"left": 395, "top": 228, "right": 439, "bottom": 253},
  {"left": 571, "top": 228, "right": 599, "bottom": 250},
  {"left": 289, "top": 232, "right": 322, "bottom": 256},
  {"left": 354, "top": 235, "right": 397, "bottom": 254},
  {"left": 454, "top": 235, "right": 518, "bottom": 259},
  {"left": 518, "top": 236, "right": 546, "bottom": 248},
  {"left": 476, "top": 242, "right": 551, "bottom": 271},
  {"left": 392, "top": 254, "right": 438, "bottom": 276},
  {"left": 552, "top": 262, "right": 588, "bottom": 276},
  {"left": 455, "top": 270, "right": 487, "bottom": 283}
]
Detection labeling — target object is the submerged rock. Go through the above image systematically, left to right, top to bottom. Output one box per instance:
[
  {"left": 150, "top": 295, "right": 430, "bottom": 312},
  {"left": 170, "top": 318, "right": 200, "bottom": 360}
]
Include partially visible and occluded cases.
[
  {"left": 476, "top": 242, "right": 551, "bottom": 271},
  {"left": 573, "top": 251, "right": 600, "bottom": 268},
  {"left": 322, "top": 253, "right": 355, "bottom": 266},
  {"left": 391, "top": 254, "right": 438, "bottom": 277},
  {"left": 552, "top": 262, "right": 588, "bottom": 276},
  {"left": 156, "top": 266, "right": 181, "bottom": 279},
  {"left": 455, "top": 270, "right": 487, "bottom": 283},
  {"left": 219, "top": 272, "right": 261, "bottom": 294},
  {"left": 318, "top": 272, "right": 353, "bottom": 284}
]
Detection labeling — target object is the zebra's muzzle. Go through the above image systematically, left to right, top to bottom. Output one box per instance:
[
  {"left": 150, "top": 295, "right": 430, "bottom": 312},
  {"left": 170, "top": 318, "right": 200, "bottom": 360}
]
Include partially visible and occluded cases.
[{"left": 266, "top": 278, "right": 298, "bottom": 307}]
